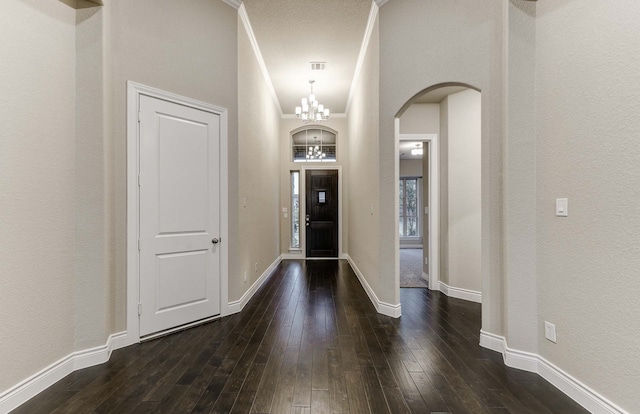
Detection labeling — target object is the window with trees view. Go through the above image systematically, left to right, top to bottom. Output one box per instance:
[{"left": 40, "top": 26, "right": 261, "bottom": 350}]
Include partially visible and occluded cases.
[{"left": 399, "top": 178, "right": 420, "bottom": 237}]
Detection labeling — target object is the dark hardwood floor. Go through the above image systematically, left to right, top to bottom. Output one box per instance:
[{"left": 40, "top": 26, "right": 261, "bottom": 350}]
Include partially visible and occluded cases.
[{"left": 12, "top": 260, "right": 588, "bottom": 413}]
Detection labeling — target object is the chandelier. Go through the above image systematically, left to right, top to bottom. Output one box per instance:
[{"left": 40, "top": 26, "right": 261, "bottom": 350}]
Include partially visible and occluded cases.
[
  {"left": 295, "top": 80, "right": 330, "bottom": 123},
  {"left": 411, "top": 144, "right": 423, "bottom": 156},
  {"left": 306, "top": 145, "right": 327, "bottom": 160}
]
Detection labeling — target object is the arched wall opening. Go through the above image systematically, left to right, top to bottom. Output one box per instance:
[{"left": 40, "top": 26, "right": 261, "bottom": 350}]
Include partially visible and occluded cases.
[{"left": 395, "top": 82, "right": 483, "bottom": 309}]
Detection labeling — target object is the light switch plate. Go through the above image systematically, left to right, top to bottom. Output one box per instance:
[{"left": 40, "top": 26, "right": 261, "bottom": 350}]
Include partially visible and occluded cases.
[
  {"left": 556, "top": 198, "right": 568, "bottom": 217},
  {"left": 545, "top": 321, "right": 557, "bottom": 343}
]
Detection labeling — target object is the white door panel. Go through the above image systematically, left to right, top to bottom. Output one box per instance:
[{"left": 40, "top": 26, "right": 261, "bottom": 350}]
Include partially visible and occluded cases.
[{"left": 139, "top": 95, "right": 220, "bottom": 337}]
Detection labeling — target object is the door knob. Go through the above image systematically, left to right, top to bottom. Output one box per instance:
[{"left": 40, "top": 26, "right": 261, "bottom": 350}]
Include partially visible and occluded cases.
[{"left": 212, "top": 238, "right": 220, "bottom": 244}]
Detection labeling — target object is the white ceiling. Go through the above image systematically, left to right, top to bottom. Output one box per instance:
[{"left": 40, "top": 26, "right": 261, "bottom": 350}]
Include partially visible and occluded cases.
[
  {"left": 242, "top": 0, "right": 372, "bottom": 114},
  {"left": 399, "top": 141, "right": 424, "bottom": 160}
]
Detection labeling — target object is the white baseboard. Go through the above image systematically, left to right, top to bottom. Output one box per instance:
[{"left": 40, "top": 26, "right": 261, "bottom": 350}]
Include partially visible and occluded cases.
[
  {"left": 281, "top": 252, "right": 303, "bottom": 260},
  {"left": 226, "top": 255, "right": 282, "bottom": 315},
  {"left": 345, "top": 255, "right": 401, "bottom": 318},
  {"left": 422, "top": 271, "right": 429, "bottom": 282},
  {"left": 439, "top": 281, "right": 482, "bottom": 303},
  {"left": 0, "top": 331, "right": 128, "bottom": 414},
  {"left": 479, "top": 331, "right": 628, "bottom": 414}
]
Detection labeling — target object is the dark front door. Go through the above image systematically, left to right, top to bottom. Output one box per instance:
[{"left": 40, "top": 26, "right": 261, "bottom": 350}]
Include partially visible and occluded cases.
[{"left": 306, "top": 169, "right": 338, "bottom": 257}]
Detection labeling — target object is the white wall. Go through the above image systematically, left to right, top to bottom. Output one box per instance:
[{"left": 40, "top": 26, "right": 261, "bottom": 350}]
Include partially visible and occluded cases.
[
  {"left": 0, "top": 0, "right": 77, "bottom": 392},
  {"left": 535, "top": 1, "right": 640, "bottom": 410},
  {"left": 236, "top": 11, "right": 281, "bottom": 300},
  {"left": 445, "top": 89, "right": 481, "bottom": 292}
]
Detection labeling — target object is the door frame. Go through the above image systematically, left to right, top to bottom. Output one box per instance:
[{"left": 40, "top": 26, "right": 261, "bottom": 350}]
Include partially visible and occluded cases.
[
  {"left": 126, "top": 81, "right": 229, "bottom": 344},
  {"left": 398, "top": 132, "right": 439, "bottom": 290},
  {"left": 300, "top": 165, "right": 343, "bottom": 259}
]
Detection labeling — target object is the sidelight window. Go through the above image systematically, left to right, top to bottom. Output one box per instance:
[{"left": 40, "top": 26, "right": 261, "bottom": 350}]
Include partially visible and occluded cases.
[
  {"left": 291, "top": 171, "right": 300, "bottom": 249},
  {"left": 399, "top": 177, "right": 420, "bottom": 237}
]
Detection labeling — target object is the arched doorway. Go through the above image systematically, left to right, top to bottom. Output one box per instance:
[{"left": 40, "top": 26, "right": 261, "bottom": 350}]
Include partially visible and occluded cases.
[{"left": 396, "top": 83, "right": 483, "bottom": 305}]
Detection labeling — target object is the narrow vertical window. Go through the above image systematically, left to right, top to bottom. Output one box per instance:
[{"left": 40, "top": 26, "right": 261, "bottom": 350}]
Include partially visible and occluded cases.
[
  {"left": 291, "top": 171, "right": 300, "bottom": 249},
  {"left": 399, "top": 177, "right": 420, "bottom": 238}
]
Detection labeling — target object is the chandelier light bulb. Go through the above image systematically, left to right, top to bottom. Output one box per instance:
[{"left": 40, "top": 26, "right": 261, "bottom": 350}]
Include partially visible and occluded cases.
[{"left": 295, "top": 80, "right": 330, "bottom": 124}]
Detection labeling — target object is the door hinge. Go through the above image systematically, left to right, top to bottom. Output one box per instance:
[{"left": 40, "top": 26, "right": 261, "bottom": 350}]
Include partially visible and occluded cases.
[
  {"left": 138, "top": 111, "right": 142, "bottom": 123},
  {"left": 138, "top": 174, "right": 141, "bottom": 187},
  {"left": 137, "top": 239, "right": 141, "bottom": 251},
  {"left": 138, "top": 303, "right": 142, "bottom": 315}
]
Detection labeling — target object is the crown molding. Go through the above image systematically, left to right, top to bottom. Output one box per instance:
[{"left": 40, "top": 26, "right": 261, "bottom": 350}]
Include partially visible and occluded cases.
[
  {"left": 222, "top": 0, "right": 242, "bottom": 9},
  {"left": 345, "top": 2, "right": 379, "bottom": 114},
  {"left": 238, "top": 4, "right": 283, "bottom": 115}
]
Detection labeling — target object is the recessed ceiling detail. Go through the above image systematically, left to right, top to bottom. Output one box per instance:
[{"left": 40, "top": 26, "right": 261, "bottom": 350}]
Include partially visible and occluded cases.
[{"left": 242, "top": 0, "right": 372, "bottom": 114}]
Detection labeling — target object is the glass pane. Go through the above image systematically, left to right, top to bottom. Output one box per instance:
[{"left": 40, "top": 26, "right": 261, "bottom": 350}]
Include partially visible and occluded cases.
[
  {"left": 306, "top": 129, "right": 322, "bottom": 146},
  {"left": 292, "top": 131, "right": 307, "bottom": 145},
  {"left": 321, "top": 131, "right": 336, "bottom": 145},
  {"left": 321, "top": 145, "right": 336, "bottom": 161},
  {"left": 293, "top": 146, "right": 307, "bottom": 162},
  {"left": 291, "top": 172, "right": 300, "bottom": 248},
  {"left": 406, "top": 179, "right": 417, "bottom": 216},
  {"left": 399, "top": 180, "right": 404, "bottom": 215},
  {"left": 399, "top": 216, "right": 405, "bottom": 237},
  {"left": 406, "top": 217, "right": 417, "bottom": 237}
]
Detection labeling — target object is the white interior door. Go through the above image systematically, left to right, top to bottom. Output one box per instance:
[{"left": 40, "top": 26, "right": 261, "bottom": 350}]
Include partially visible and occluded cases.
[{"left": 139, "top": 95, "right": 220, "bottom": 337}]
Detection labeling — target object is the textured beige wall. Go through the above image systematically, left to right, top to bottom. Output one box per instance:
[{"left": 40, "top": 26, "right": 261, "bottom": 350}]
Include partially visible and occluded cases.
[
  {"left": 0, "top": 0, "right": 77, "bottom": 392},
  {"left": 106, "top": 0, "right": 239, "bottom": 328},
  {"left": 380, "top": 0, "right": 505, "bottom": 330},
  {"left": 504, "top": 0, "right": 538, "bottom": 353},
  {"left": 536, "top": 1, "right": 640, "bottom": 410},
  {"left": 75, "top": 6, "right": 113, "bottom": 351},
  {"left": 236, "top": 15, "right": 281, "bottom": 300},
  {"left": 347, "top": 16, "right": 381, "bottom": 297},
  {"left": 446, "top": 89, "right": 481, "bottom": 292},
  {"left": 399, "top": 104, "right": 439, "bottom": 135},
  {"left": 279, "top": 118, "right": 349, "bottom": 255},
  {"left": 399, "top": 159, "right": 422, "bottom": 177}
]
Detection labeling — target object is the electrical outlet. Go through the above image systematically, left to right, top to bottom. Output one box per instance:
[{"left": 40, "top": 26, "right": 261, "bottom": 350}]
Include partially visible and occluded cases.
[
  {"left": 424, "top": 257, "right": 428, "bottom": 265},
  {"left": 254, "top": 262, "right": 258, "bottom": 272},
  {"left": 244, "top": 271, "right": 247, "bottom": 283},
  {"left": 545, "top": 321, "right": 557, "bottom": 343}
]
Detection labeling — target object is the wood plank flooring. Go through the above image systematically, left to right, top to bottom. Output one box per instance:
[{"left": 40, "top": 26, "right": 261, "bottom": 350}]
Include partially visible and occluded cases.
[{"left": 12, "top": 260, "right": 588, "bottom": 413}]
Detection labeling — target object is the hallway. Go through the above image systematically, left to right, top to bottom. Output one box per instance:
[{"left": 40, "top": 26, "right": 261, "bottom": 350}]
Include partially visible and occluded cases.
[{"left": 13, "top": 260, "right": 586, "bottom": 413}]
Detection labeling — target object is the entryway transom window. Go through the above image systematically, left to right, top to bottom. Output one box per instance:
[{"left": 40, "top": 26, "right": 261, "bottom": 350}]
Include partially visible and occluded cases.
[{"left": 291, "top": 126, "right": 337, "bottom": 162}]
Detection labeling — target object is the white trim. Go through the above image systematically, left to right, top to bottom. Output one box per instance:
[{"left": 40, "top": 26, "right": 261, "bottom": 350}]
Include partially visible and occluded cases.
[
  {"left": 221, "top": 0, "right": 241, "bottom": 9},
  {"left": 374, "top": 0, "right": 389, "bottom": 6},
  {"left": 345, "top": 2, "right": 379, "bottom": 113},
  {"left": 238, "top": 4, "right": 283, "bottom": 115},
  {"left": 126, "top": 81, "right": 230, "bottom": 342},
  {"left": 398, "top": 133, "right": 439, "bottom": 291},
  {"left": 300, "top": 166, "right": 343, "bottom": 259},
  {"left": 282, "top": 252, "right": 304, "bottom": 260},
  {"left": 346, "top": 254, "right": 402, "bottom": 318},
  {"left": 227, "top": 256, "right": 282, "bottom": 314},
  {"left": 422, "top": 271, "right": 429, "bottom": 283},
  {"left": 438, "top": 281, "right": 482, "bottom": 303},
  {"left": 479, "top": 331, "right": 629, "bottom": 414},
  {"left": 0, "top": 332, "right": 127, "bottom": 414}
]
